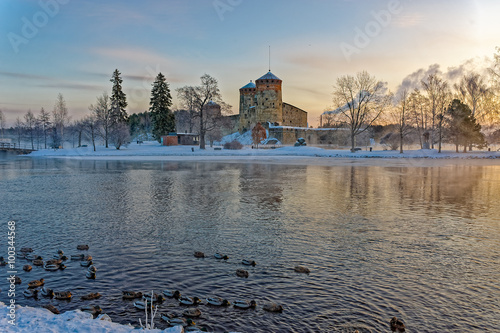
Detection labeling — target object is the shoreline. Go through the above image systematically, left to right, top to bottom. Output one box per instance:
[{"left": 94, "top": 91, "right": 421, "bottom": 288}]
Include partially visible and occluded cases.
[{"left": 24, "top": 142, "right": 500, "bottom": 167}]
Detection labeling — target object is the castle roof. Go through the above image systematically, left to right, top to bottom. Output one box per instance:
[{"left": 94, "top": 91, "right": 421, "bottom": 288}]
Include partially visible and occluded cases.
[
  {"left": 257, "top": 71, "right": 281, "bottom": 81},
  {"left": 240, "top": 81, "right": 256, "bottom": 89}
]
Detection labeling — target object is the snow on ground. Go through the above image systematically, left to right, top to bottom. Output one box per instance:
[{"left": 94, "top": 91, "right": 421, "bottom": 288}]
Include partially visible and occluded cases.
[
  {"left": 28, "top": 141, "right": 500, "bottom": 162},
  {"left": 0, "top": 302, "right": 186, "bottom": 333}
]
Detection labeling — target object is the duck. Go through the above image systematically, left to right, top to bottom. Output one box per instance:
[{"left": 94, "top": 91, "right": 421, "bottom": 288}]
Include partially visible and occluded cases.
[
  {"left": 77, "top": 244, "right": 89, "bottom": 250},
  {"left": 20, "top": 247, "right": 34, "bottom": 253},
  {"left": 57, "top": 249, "right": 64, "bottom": 256},
  {"left": 194, "top": 251, "right": 205, "bottom": 258},
  {"left": 214, "top": 253, "right": 229, "bottom": 260},
  {"left": 26, "top": 254, "right": 42, "bottom": 261},
  {"left": 71, "top": 254, "right": 84, "bottom": 260},
  {"left": 0, "top": 258, "right": 6, "bottom": 266},
  {"left": 33, "top": 259, "right": 44, "bottom": 266},
  {"left": 46, "top": 259, "right": 63, "bottom": 265},
  {"left": 241, "top": 259, "right": 256, "bottom": 266},
  {"left": 80, "top": 260, "right": 93, "bottom": 267},
  {"left": 44, "top": 263, "right": 60, "bottom": 271},
  {"left": 58, "top": 263, "right": 67, "bottom": 270},
  {"left": 23, "top": 264, "right": 32, "bottom": 272},
  {"left": 88, "top": 265, "right": 97, "bottom": 273},
  {"left": 294, "top": 266, "right": 310, "bottom": 274},
  {"left": 236, "top": 269, "right": 249, "bottom": 278},
  {"left": 86, "top": 270, "right": 96, "bottom": 279},
  {"left": 14, "top": 276, "right": 22, "bottom": 284},
  {"left": 28, "top": 278, "right": 44, "bottom": 288},
  {"left": 41, "top": 286, "right": 54, "bottom": 297},
  {"left": 23, "top": 289, "right": 38, "bottom": 298},
  {"left": 163, "top": 290, "right": 181, "bottom": 299},
  {"left": 54, "top": 291, "right": 72, "bottom": 300},
  {"left": 122, "top": 291, "right": 143, "bottom": 299},
  {"left": 81, "top": 292, "right": 101, "bottom": 300},
  {"left": 143, "top": 292, "right": 164, "bottom": 303},
  {"left": 179, "top": 296, "right": 201, "bottom": 306},
  {"left": 206, "top": 297, "right": 230, "bottom": 306},
  {"left": 133, "top": 300, "right": 151, "bottom": 310},
  {"left": 233, "top": 300, "right": 257, "bottom": 309},
  {"left": 263, "top": 302, "right": 283, "bottom": 313},
  {"left": 43, "top": 304, "right": 60, "bottom": 314},
  {"left": 81, "top": 305, "right": 102, "bottom": 316},
  {"left": 182, "top": 308, "right": 202, "bottom": 318},
  {"left": 161, "top": 313, "right": 195, "bottom": 327},
  {"left": 390, "top": 317, "right": 406, "bottom": 332}
]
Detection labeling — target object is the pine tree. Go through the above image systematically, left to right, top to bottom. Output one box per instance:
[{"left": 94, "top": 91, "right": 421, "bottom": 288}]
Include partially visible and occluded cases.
[
  {"left": 110, "top": 69, "right": 128, "bottom": 124},
  {"left": 150, "top": 72, "right": 175, "bottom": 141},
  {"left": 446, "top": 99, "right": 485, "bottom": 152}
]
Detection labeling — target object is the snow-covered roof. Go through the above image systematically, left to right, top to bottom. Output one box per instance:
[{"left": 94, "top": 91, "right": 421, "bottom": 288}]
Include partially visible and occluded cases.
[
  {"left": 257, "top": 71, "right": 281, "bottom": 81},
  {"left": 240, "top": 81, "right": 256, "bottom": 89}
]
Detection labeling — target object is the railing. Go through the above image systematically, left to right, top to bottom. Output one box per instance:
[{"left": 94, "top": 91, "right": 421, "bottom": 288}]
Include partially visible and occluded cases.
[{"left": 0, "top": 142, "right": 37, "bottom": 151}]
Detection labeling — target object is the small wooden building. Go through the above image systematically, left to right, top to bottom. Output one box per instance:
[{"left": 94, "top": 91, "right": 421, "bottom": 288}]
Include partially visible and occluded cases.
[{"left": 161, "top": 133, "right": 199, "bottom": 146}]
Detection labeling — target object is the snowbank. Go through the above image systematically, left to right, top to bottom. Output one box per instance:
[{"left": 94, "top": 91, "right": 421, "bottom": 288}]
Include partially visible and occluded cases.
[
  {"left": 27, "top": 141, "right": 500, "bottom": 162},
  {"left": 0, "top": 302, "right": 184, "bottom": 333}
]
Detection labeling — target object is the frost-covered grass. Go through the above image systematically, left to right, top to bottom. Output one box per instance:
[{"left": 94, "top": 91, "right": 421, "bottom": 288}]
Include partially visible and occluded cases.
[{"left": 0, "top": 302, "right": 184, "bottom": 333}]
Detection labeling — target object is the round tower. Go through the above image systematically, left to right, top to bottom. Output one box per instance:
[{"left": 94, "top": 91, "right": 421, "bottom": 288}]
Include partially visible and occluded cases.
[
  {"left": 255, "top": 71, "right": 283, "bottom": 126},
  {"left": 239, "top": 81, "right": 257, "bottom": 132}
]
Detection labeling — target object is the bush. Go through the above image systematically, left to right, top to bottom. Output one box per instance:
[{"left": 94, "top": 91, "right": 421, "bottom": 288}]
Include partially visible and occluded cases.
[{"left": 223, "top": 140, "right": 243, "bottom": 150}]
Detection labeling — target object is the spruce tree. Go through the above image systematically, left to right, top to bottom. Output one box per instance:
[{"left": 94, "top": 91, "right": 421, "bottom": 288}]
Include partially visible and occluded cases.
[
  {"left": 110, "top": 69, "right": 128, "bottom": 124},
  {"left": 150, "top": 72, "right": 175, "bottom": 142}
]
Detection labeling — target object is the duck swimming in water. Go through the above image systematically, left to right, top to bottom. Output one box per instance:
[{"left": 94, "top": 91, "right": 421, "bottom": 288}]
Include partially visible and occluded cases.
[
  {"left": 77, "top": 244, "right": 89, "bottom": 250},
  {"left": 194, "top": 251, "right": 205, "bottom": 258},
  {"left": 214, "top": 253, "right": 229, "bottom": 260},
  {"left": 241, "top": 259, "right": 256, "bottom": 266},
  {"left": 23, "top": 264, "right": 32, "bottom": 272},
  {"left": 294, "top": 266, "right": 310, "bottom": 274},
  {"left": 236, "top": 269, "right": 249, "bottom": 278},
  {"left": 28, "top": 278, "right": 44, "bottom": 288},
  {"left": 41, "top": 286, "right": 54, "bottom": 297},
  {"left": 23, "top": 289, "right": 38, "bottom": 298},
  {"left": 163, "top": 290, "right": 181, "bottom": 299},
  {"left": 54, "top": 291, "right": 72, "bottom": 300},
  {"left": 122, "top": 291, "right": 142, "bottom": 299},
  {"left": 81, "top": 292, "right": 101, "bottom": 300},
  {"left": 179, "top": 296, "right": 201, "bottom": 306},
  {"left": 206, "top": 297, "right": 230, "bottom": 306},
  {"left": 233, "top": 300, "right": 256, "bottom": 309},
  {"left": 263, "top": 302, "right": 283, "bottom": 313},
  {"left": 43, "top": 304, "right": 60, "bottom": 314},
  {"left": 81, "top": 305, "right": 102, "bottom": 316},
  {"left": 183, "top": 308, "right": 202, "bottom": 318},
  {"left": 161, "top": 313, "right": 195, "bottom": 327},
  {"left": 390, "top": 317, "right": 406, "bottom": 332}
]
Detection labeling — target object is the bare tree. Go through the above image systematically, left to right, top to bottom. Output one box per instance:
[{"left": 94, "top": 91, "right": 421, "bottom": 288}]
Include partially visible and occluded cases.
[
  {"left": 332, "top": 71, "right": 390, "bottom": 152},
  {"left": 177, "top": 74, "right": 226, "bottom": 149},
  {"left": 421, "top": 74, "right": 449, "bottom": 150},
  {"left": 176, "top": 86, "right": 198, "bottom": 133},
  {"left": 389, "top": 89, "right": 413, "bottom": 153},
  {"left": 408, "top": 89, "right": 429, "bottom": 148},
  {"left": 90, "top": 92, "right": 112, "bottom": 148},
  {"left": 53, "top": 93, "right": 69, "bottom": 148},
  {"left": 38, "top": 107, "right": 51, "bottom": 149},
  {"left": 0, "top": 109, "right": 5, "bottom": 138},
  {"left": 24, "top": 110, "right": 36, "bottom": 150},
  {"left": 82, "top": 115, "right": 98, "bottom": 151},
  {"left": 14, "top": 117, "right": 23, "bottom": 146},
  {"left": 110, "top": 122, "right": 130, "bottom": 150},
  {"left": 251, "top": 122, "right": 267, "bottom": 148}
]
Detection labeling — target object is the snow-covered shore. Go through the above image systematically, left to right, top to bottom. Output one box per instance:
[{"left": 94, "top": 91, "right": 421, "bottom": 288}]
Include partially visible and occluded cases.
[
  {"left": 27, "top": 141, "right": 500, "bottom": 166},
  {"left": 0, "top": 302, "right": 186, "bottom": 333}
]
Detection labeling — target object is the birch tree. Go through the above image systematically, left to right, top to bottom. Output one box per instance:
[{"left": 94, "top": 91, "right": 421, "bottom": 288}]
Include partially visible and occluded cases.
[
  {"left": 332, "top": 71, "right": 390, "bottom": 152},
  {"left": 53, "top": 93, "right": 69, "bottom": 148}
]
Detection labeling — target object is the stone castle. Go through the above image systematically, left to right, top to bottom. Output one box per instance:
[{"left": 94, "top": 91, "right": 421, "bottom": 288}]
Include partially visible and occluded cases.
[{"left": 234, "top": 71, "right": 308, "bottom": 133}]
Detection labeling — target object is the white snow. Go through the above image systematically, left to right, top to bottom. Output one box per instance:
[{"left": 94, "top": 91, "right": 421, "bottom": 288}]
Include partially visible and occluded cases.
[
  {"left": 27, "top": 141, "right": 500, "bottom": 163},
  {"left": 0, "top": 302, "right": 186, "bottom": 333}
]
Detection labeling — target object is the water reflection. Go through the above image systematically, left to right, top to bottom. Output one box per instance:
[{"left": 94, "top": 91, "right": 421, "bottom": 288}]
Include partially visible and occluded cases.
[{"left": 0, "top": 159, "right": 498, "bottom": 332}]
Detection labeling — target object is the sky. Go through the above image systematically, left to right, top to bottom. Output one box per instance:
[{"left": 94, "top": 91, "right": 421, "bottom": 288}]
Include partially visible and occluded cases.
[{"left": 1, "top": 0, "right": 499, "bottom": 127}]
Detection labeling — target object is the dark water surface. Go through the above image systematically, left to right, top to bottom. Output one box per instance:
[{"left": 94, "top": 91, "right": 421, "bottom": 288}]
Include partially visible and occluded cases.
[{"left": 0, "top": 156, "right": 499, "bottom": 332}]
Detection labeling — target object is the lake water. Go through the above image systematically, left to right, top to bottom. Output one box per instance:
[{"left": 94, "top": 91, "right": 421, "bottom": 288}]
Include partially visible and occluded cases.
[{"left": 0, "top": 155, "right": 499, "bottom": 332}]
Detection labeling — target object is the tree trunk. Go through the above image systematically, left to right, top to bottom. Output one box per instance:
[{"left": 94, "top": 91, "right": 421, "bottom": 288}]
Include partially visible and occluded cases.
[
  {"left": 199, "top": 108, "right": 205, "bottom": 149},
  {"left": 438, "top": 125, "right": 442, "bottom": 153},
  {"left": 399, "top": 130, "right": 403, "bottom": 154},
  {"left": 350, "top": 132, "right": 356, "bottom": 152}
]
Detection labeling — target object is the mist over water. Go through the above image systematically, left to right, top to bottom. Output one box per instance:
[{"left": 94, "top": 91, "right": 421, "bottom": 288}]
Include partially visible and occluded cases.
[{"left": 1, "top": 157, "right": 499, "bottom": 332}]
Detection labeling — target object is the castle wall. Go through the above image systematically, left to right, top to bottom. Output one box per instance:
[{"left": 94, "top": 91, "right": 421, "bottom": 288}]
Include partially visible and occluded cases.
[
  {"left": 255, "top": 81, "right": 282, "bottom": 126},
  {"left": 282, "top": 103, "right": 307, "bottom": 127},
  {"left": 268, "top": 127, "right": 349, "bottom": 145}
]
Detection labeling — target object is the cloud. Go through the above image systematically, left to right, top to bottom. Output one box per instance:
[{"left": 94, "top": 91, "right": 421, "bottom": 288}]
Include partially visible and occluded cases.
[
  {"left": 391, "top": 13, "right": 425, "bottom": 28},
  {"left": 0, "top": 71, "right": 52, "bottom": 80}
]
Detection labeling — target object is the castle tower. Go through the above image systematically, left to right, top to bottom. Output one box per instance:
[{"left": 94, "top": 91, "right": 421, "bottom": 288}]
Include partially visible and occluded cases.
[
  {"left": 255, "top": 71, "right": 282, "bottom": 126},
  {"left": 239, "top": 80, "right": 257, "bottom": 132}
]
